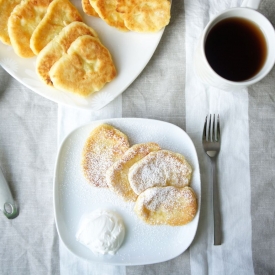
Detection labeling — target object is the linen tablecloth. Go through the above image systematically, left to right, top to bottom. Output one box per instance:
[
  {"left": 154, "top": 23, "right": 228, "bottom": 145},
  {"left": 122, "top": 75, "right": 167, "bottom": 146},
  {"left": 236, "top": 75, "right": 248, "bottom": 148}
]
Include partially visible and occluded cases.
[{"left": 1, "top": 0, "right": 275, "bottom": 274}]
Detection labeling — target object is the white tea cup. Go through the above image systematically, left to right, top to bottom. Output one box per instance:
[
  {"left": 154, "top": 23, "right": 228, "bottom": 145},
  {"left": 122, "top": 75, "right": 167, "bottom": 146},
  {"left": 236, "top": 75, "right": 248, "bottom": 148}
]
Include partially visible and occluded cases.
[{"left": 193, "top": 0, "right": 275, "bottom": 90}]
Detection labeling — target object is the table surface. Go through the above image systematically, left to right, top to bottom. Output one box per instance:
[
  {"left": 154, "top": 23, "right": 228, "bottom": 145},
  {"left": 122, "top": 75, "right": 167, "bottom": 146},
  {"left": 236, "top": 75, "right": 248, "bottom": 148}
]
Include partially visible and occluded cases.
[{"left": 1, "top": 0, "right": 275, "bottom": 274}]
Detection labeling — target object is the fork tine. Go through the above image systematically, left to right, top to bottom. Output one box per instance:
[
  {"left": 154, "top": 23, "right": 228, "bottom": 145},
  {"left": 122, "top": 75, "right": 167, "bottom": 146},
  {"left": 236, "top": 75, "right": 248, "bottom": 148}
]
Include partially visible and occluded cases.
[
  {"left": 208, "top": 114, "right": 212, "bottom": 141},
  {"left": 212, "top": 114, "right": 216, "bottom": 141},
  {"left": 217, "top": 114, "right": 220, "bottom": 141},
  {"left": 203, "top": 115, "right": 207, "bottom": 140}
]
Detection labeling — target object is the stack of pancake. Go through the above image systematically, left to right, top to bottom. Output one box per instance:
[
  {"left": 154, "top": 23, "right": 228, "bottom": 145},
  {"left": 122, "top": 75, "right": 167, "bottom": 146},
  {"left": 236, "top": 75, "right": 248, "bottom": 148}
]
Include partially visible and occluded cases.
[
  {"left": 0, "top": 0, "right": 116, "bottom": 97},
  {"left": 0, "top": 0, "right": 171, "bottom": 97},
  {"left": 82, "top": 0, "right": 171, "bottom": 32},
  {"left": 81, "top": 124, "right": 198, "bottom": 226}
]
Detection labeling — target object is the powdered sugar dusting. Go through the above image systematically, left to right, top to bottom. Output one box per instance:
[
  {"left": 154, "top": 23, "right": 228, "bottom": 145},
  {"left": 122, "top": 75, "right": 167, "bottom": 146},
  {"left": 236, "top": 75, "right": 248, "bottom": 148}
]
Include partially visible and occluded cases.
[
  {"left": 82, "top": 124, "right": 129, "bottom": 187},
  {"left": 106, "top": 142, "right": 161, "bottom": 201},
  {"left": 129, "top": 150, "right": 192, "bottom": 194},
  {"left": 135, "top": 186, "right": 197, "bottom": 226},
  {"left": 143, "top": 186, "right": 195, "bottom": 211}
]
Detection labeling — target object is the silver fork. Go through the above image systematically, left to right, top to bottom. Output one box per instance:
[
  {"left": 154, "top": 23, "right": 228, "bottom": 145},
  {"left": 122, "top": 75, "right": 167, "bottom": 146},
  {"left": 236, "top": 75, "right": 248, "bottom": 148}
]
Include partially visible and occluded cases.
[{"left": 202, "top": 114, "right": 221, "bottom": 245}]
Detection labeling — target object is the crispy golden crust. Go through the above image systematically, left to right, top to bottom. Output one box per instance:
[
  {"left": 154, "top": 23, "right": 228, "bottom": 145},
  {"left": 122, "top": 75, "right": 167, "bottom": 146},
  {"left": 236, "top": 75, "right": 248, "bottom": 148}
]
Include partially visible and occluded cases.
[
  {"left": 0, "top": 0, "right": 21, "bottom": 45},
  {"left": 8, "top": 0, "right": 52, "bottom": 57},
  {"left": 30, "top": 0, "right": 82, "bottom": 55},
  {"left": 82, "top": 0, "right": 99, "bottom": 17},
  {"left": 90, "top": 0, "right": 128, "bottom": 31},
  {"left": 124, "top": 0, "right": 171, "bottom": 32},
  {"left": 36, "top": 22, "right": 98, "bottom": 86},
  {"left": 49, "top": 35, "right": 116, "bottom": 96},
  {"left": 81, "top": 124, "right": 130, "bottom": 188},
  {"left": 106, "top": 143, "right": 161, "bottom": 202},
  {"left": 129, "top": 150, "right": 192, "bottom": 195},
  {"left": 134, "top": 186, "right": 198, "bottom": 226}
]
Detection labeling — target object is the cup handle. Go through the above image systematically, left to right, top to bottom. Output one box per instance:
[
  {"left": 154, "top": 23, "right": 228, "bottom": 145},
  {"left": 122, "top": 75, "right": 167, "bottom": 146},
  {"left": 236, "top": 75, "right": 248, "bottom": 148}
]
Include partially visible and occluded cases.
[{"left": 241, "top": 0, "right": 261, "bottom": 9}]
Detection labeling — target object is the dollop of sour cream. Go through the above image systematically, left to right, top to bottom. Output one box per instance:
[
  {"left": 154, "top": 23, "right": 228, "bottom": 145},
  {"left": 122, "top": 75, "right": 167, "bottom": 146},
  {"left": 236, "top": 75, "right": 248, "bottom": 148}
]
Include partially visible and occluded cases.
[{"left": 75, "top": 209, "right": 125, "bottom": 255}]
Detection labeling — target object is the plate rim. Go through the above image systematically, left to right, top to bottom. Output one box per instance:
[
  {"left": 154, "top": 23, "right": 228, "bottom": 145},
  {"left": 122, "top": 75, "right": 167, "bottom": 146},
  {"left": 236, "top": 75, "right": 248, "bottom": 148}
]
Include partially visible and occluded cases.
[{"left": 53, "top": 117, "right": 201, "bottom": 265}]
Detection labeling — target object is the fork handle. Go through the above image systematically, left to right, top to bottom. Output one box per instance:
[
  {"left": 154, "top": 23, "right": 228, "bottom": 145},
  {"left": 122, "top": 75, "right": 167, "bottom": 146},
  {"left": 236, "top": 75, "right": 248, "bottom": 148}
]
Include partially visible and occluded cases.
[{"left": 212, "top": 160, "right": 222, "bottom": 245}]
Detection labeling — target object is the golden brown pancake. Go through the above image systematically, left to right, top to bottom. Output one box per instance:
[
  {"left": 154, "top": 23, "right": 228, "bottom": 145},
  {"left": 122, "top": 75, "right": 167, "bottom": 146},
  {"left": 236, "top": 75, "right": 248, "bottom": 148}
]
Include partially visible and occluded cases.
[
  {"left": 0, "top": 0, "right": 22, "bottom": 45},
  {"left": 8, "top": 0, "right": 52, "bottom": 57},
  {"left": 30, "top": 0, "right": 82, "bottom": 55},
  {"left": 82, "top": 0, "right": 99, "bottom": 17},
  {"left": 90, "top": 0, "right": 128, "bottom": 31},
  {"left": 123, "top": 0, "right": 171, "bottom": 32},
  {"left": 36, "top": 22, "right": 98, "bottom": 86},
  {"left": 49, "top": 35, "right": 116, "bottom": 96},
  {"left": 82, "top": 124, "right": 130, "bottom": 188},
  {"left": 106, "top": 143, "right": 161, "bottom": 202},
  {"left": 129, "top": 150, "right": 192, "bottom": 195},
  {"left": 134, "top": 186, "right": 198, "bottom": 226}
]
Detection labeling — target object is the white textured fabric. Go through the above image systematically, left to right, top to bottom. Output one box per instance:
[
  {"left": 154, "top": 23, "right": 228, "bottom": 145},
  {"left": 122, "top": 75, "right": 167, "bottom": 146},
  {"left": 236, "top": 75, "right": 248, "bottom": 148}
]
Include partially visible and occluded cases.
[
  {"left": 2, "top": 0, "right": 275, "bottom": 274},
  {"left": 185, "top": 0, "right": 254, "bottom": 274}
]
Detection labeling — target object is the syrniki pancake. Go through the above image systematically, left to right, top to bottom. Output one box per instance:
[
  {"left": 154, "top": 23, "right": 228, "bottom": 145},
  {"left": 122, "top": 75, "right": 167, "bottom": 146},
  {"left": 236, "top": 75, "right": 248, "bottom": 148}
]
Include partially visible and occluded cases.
[
  {"left": 0, "top": 0, "right": 21, "bottom": 45},
  {"left": 8, "top": 0, "right": 52, "bottom": 57},
  {"left": 30, "top": 0, "right": 82, "bottom": 55},
  {"left": 82, "top": 0, "right": 99, "bottom": 17},
  {"left": 90, "top": 0, "right": 128, "bottom": 31},
  {"left": 123, "top": 0, "right": 171, "bottom": 32},
  {"left": 36, "top": 22, "right": 98, "bottom": 86},
  {"left": 49, "top": 35, "right": 116, "bottom": 97},
  {"left": 82, "top": 124, "right": 130, "bottom": 188},
  {"left": 106, "top": 143, "right": 161, "bottom": 202},
  {"left": 129, "top": 150, "right": 192, "bottom": 195},
  {"left": 134, "top": 186, "right": 197, "bottom": 226}
]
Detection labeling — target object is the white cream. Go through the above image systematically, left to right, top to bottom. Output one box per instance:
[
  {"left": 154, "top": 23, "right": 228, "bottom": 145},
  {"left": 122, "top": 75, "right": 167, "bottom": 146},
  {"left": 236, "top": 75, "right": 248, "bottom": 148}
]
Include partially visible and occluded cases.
[{"left": 75, "top": 209, "right": 125, "bottom": 255}]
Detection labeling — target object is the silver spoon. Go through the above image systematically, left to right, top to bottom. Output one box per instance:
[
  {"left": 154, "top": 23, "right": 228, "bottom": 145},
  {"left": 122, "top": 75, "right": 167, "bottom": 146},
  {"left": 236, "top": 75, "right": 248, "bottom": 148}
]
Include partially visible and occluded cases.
[{"left": 0, "top": 167, "right": 19, "bottom": 219}]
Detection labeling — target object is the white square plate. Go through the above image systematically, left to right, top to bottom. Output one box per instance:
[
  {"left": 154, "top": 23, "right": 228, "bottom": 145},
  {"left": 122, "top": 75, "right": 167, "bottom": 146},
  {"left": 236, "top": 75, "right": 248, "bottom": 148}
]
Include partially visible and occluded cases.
[{"left": 54, "top": 118, "right": 201, "bottom": 265}]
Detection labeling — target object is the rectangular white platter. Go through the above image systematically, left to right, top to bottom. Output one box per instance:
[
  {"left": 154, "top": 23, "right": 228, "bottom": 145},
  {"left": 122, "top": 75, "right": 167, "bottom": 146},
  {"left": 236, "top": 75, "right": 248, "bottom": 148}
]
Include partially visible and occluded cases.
[
  {"left": 0, "top": 1, "right": 164, "bottom": 110},
  {"left": 54, "top": 118, "right": 201, "bottom": 265}
]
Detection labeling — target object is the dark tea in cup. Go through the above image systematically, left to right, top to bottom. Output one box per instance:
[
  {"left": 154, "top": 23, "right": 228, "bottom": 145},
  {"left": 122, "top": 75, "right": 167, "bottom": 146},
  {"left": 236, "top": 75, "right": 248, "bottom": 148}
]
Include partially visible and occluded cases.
[{"left": 204, "top": 17, "right": 267, "bottom": 82}]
